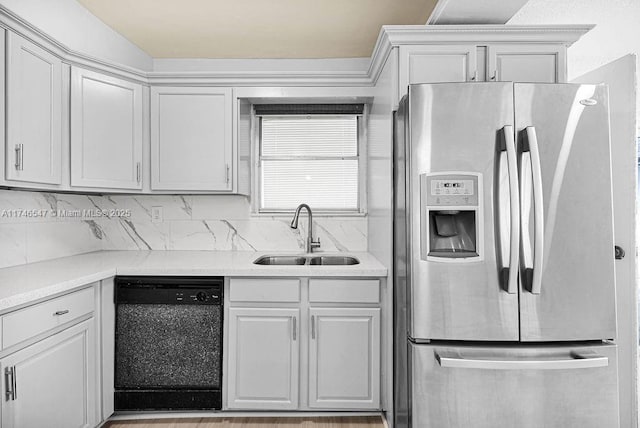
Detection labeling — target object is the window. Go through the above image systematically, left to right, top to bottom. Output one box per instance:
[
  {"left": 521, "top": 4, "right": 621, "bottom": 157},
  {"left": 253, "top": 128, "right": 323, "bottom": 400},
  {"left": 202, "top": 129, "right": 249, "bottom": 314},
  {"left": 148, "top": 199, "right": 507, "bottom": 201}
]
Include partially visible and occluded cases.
[{"left": 255, "top": 105, "right": 364, "bottom": 213}]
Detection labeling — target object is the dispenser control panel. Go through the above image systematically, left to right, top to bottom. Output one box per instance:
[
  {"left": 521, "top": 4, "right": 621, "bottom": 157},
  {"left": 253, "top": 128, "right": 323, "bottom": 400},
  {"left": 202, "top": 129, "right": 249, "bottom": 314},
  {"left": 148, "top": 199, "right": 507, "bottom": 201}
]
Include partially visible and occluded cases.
[
  {"left": 420, "top": 172, "right": 482, "bottom": 262},
  {"left": 423, "top": 174, "right": 479, "bottom": 207},
  {"left": 431, "top": 179, "right": 474, "bottom": 195}
]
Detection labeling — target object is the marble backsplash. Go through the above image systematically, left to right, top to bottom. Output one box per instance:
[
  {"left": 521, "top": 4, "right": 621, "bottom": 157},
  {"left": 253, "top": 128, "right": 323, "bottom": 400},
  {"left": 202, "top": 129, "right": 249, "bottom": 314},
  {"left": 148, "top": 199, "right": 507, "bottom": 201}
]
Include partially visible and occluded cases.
[{"left": 0, "top": 190, "right": 367, "bottom": 269}]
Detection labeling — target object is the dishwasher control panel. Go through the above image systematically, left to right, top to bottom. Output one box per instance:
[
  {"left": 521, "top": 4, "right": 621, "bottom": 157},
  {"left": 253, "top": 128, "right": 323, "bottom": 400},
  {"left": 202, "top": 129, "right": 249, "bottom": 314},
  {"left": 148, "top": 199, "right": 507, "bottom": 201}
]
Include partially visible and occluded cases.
[
  {"left": 115, "top": 276, "right": 223, "bottom": 305},
  {"left": 174, "top": 289, "right": 220, "bottom": 304}
]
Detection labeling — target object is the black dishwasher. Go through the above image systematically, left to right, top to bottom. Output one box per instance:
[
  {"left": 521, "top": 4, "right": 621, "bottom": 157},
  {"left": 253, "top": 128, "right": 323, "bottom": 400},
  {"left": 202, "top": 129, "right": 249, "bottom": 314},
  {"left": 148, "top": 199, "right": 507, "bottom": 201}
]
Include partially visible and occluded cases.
[{"left": 114, "top": 276, "right": 223, "bottom": 410}]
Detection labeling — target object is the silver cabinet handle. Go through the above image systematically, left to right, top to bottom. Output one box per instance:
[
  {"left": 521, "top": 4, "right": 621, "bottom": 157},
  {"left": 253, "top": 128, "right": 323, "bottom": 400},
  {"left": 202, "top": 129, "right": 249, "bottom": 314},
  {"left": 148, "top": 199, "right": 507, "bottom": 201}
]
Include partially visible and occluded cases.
[
  {"left": 470, "top": 70, "right": 477, "bottom": 81},
  {"left": 491, "top": 70, "right": 497, "bottom": 81},
  {"left": 499, "top": 125, "right": 520, "bottom": 294},
  {"left": 523, "top": 126, "right": 544, "bottom": 295},
  {"left": 14, "top": 144, "right": 23, "bottom": 171},
  {"left": 14, "top": 145, "right": 19, "bottom": 170},
  {"left": 136, "top": 162, "right": 141, "bottom": 183},
  {"left": 225, "top": 164, "right": 230, "bottom": 184},
  {"left": 54, "top": 310, "right": 69, "bottom": 316},
  {"left": 311, "top": 315, "right": 316, "bottom": 339},
  {"left": 292, "top": 316, "right": 297, "bottom": 341},
  {"left": 436, "top": 350, "right": 608, "bottom": 370},
  {"left": 5, "top": 367, "right": 15, "bottom": 401}
]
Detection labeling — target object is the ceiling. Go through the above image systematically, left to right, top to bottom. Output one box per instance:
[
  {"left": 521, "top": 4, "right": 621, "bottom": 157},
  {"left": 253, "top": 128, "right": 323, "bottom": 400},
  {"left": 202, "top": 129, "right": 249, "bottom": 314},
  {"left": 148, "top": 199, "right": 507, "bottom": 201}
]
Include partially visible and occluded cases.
[
  {"left": 75, "top": 0, "right": 438, "bottom": 59},
  {"left": 427, "top": 0, "right": 530, "bottom": 24}
]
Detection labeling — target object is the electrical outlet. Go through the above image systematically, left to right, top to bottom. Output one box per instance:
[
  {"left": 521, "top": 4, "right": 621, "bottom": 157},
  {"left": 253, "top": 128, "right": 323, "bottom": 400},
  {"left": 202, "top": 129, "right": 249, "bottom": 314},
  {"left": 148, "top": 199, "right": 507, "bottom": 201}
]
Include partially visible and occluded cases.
[{"left": 151, "top": 206, "right": 163, "bottom": 223}]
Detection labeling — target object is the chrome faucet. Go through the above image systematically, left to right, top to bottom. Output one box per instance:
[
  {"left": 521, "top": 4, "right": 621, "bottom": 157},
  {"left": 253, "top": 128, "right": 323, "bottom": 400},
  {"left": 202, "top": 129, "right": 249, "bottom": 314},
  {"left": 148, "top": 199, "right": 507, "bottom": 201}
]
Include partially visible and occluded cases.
[{"left": 290, "top": 203, "right": 321, "bottom": 253}]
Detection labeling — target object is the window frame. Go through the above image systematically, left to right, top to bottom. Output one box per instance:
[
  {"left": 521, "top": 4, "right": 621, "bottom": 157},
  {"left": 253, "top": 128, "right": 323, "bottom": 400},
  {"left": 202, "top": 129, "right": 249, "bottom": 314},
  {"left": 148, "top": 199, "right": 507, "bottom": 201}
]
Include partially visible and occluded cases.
[{"left": 251, "top": 107, "right": 368, "bottom": 216}]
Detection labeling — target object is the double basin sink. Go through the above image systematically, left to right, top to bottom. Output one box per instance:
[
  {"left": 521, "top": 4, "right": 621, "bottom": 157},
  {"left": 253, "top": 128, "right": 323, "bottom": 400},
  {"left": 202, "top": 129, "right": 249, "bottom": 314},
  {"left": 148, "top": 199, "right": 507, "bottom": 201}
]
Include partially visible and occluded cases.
[{"left": 254, "top": 255, "right": 360, "bottom": 266}]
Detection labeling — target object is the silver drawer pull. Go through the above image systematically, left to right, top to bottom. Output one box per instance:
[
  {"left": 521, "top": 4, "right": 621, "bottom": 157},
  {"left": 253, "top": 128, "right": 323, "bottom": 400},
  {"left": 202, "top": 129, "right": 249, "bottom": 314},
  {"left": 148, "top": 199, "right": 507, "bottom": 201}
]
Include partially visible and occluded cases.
[
  {"left": 54, "top": 310, "right": 69, "bottom": 316},
  {"left": 436, "top": 350, "right": 608, "bottom": 370}
]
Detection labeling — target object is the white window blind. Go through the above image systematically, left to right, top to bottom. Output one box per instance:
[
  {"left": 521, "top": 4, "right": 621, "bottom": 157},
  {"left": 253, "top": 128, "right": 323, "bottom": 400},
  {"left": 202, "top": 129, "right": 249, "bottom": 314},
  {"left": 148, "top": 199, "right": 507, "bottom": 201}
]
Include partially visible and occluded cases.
[{"left": 260, "top": 115, "right": 359, "bottom": 211}]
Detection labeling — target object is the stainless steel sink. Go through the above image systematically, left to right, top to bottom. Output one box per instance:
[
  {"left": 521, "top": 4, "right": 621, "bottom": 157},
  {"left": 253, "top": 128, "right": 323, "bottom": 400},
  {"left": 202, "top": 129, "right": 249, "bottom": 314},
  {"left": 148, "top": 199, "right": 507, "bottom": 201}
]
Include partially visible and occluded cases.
[
  {"left": 253, "top": 255, "right": 307, "bottom": 265},
  {"left": 253, "top": 255, "right": 360, "bottom": 266},
  {"left": 308, "top": 256, "right": 360, "bottom": 265}
]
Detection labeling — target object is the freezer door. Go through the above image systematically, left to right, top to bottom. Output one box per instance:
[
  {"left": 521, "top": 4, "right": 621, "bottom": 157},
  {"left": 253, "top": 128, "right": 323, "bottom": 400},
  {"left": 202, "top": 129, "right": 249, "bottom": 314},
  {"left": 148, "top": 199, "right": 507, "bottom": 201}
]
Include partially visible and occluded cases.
[
  {"left": 408, "top": 83, "right": 519, "bottom": 341},
  {"left": 514, "top": 83, "right": 616, "bottom": 341},
  {"left": 410, "top": 342, "right": 619, "bottom": 428}
]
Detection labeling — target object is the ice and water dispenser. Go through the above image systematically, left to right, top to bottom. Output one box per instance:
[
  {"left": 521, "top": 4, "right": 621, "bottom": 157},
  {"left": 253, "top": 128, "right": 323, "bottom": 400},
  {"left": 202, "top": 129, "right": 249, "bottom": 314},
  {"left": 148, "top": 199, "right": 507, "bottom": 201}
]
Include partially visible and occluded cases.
[{"left": 420, "top": 173, "right": 482, "bottom": 261}]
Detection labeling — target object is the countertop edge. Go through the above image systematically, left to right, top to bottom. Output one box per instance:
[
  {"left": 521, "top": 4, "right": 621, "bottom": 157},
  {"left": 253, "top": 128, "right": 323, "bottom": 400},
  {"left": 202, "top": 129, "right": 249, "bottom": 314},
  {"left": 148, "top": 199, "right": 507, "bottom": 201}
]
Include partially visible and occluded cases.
[
  {"left": 0, "top": 251, "right": 388, "bottom": 313},
  {"left": 0, "top": 268, "right": 117, "bottom": 313}
]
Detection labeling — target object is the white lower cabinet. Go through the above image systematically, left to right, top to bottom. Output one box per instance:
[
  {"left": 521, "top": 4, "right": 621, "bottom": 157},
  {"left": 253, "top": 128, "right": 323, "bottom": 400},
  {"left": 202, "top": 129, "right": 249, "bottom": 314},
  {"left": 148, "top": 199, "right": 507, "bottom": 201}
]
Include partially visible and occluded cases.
[
  {"left": 226, "top": 278, "right": 382, "bottom": 411},
  {"left": 227, "top": 307, "right": 299, "bottom": 409},
  {"left": 309, "top": 307, "right": 380, "bottom": 409},
  {"left": 1, "top": 318, "right": 97, "bottom": 428}
]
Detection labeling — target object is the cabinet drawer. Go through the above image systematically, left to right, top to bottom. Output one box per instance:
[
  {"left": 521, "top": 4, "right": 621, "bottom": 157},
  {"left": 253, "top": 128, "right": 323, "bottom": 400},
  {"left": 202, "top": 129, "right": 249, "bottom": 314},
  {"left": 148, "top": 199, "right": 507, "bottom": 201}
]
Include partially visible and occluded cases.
[
  {"left": 229, "top": 279, "right": 300, "bottom": 302},
  {"left": 309, "top": 279, "right": 380, "bottom": 303},
  {"left": 2, "top": 286, "right": 95, "bottom": 349}
]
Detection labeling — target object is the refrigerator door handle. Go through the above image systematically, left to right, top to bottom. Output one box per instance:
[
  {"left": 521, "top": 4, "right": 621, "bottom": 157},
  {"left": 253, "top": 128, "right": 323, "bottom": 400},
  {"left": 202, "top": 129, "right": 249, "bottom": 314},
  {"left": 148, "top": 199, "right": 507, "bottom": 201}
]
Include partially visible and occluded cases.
[
  {"left": 500, "top": 125, "right": 520, "bottom": 294},
  {"left": 522, "top": 126, "right": 544, "bottom": 295},
  {"left": 436, "top": 350, "right": 608, "bottom": 370}
]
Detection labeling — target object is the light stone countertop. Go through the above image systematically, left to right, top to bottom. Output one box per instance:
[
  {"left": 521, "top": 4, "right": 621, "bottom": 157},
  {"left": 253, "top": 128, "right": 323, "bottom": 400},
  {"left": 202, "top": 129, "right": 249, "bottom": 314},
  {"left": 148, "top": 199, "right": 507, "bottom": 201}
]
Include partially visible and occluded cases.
[{"left": 0, "top": 250, "right": 387, "bottom": 313}]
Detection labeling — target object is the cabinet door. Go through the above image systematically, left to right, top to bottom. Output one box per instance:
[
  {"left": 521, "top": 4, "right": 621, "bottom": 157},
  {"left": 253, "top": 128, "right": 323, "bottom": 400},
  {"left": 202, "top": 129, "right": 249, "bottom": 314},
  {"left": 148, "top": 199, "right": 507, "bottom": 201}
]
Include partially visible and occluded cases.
[
  {"left": 5, "top": 32, "right": 62, "bottom": 184},
  {"left": 399, "top": 45, "right": 477, "bottom": 94},
  {"left": 488, "top": 45, "right": 565, "bottom": 83},
  {"left": 70, "top": 67, "right": 143, "bottom": 189},
  {"left": 151, "top": 87, "right": 232, "bottom": 191},
  {"left": 227, "top": 307, "right": 299, "bottom": 409},
  {"left": 309, "top": 307, "right": 380, "bottom": 409},
  {"left": 1, "top": 319, "right": 97, "bottom": 428}
]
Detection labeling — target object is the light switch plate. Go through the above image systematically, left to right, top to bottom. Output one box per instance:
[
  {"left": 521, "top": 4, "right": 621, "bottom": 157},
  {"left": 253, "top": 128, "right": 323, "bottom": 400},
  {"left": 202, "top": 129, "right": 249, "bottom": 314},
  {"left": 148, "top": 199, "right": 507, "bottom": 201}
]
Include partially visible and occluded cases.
[{"left": 151, "top": 206, "right": 163, "bottom": 223}]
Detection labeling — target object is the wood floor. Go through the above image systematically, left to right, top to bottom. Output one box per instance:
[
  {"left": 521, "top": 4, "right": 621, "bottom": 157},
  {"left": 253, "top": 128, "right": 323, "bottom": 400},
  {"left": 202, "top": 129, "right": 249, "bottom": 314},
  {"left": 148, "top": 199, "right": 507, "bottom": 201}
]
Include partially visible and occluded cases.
[{"left": 104, "top": 416, "right": 385, "bottom": 428}]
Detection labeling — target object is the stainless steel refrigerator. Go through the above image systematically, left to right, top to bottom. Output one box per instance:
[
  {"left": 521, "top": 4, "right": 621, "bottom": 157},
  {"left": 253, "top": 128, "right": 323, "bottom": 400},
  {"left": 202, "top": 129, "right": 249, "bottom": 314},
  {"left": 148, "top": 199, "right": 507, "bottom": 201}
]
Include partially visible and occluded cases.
[{"left": 393, "top": 82, "right": 620, "bottom": 428}]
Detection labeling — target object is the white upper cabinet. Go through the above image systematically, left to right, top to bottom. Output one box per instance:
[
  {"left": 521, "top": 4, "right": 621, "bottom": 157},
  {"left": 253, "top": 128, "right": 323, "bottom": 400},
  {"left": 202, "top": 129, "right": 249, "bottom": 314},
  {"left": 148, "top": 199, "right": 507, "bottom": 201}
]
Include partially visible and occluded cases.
[
  {"left": 0, "top": 24, "right": 580, "bottom": 194},
  {"left": 5, "top": 32, "right": 62, "bottom": 185},
  {"left": 400, "top": 43, "right": 566, "bottom": 95},
  {"left": 399, "top": 45, "right": 477, "bottom": 90},
  {"left": 487, "top": 45, "right": 564, "bottom": 83},
  {"left": 70, "top": 67, "right": 143, "bottom": 189},
  {"left": 151, "top": 87, "right": 233, "bottom": 191}
]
